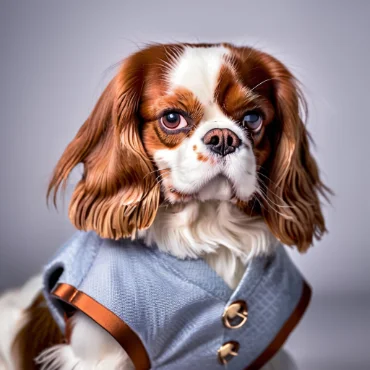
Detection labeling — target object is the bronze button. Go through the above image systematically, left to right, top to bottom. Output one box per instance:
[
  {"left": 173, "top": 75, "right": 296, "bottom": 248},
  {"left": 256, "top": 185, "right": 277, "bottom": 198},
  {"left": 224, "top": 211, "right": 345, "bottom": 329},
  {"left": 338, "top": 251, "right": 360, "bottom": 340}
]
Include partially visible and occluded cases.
[
  {"left": 222, "top": 300, "right": 248, "bottom": 329},
  {"left": 217, "top": 341, "right": 240, "bottom": 365}
]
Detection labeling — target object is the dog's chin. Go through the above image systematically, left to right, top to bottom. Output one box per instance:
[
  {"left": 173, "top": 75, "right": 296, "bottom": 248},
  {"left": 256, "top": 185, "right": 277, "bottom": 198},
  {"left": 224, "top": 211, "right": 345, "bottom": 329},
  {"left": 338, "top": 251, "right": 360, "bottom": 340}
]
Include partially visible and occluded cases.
[
  {"left": 166, "top": 175, "right": 252, "bottom": 204},
  {"left": 197, "top": 175, "right": 235, "bottom": 201}
]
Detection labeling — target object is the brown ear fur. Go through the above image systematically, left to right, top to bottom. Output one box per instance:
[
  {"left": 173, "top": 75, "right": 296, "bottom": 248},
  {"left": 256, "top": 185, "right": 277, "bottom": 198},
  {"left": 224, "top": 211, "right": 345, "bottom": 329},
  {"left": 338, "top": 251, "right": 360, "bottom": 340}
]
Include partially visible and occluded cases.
[
  {"left": 257, "top": 52, "right": 331, "bottom": 252},
  {"left": 47, "top": 58, "right": 160, "bottom": 239},
  {"left": 12, "top": 293, "right": 64, "bottom": 370}
]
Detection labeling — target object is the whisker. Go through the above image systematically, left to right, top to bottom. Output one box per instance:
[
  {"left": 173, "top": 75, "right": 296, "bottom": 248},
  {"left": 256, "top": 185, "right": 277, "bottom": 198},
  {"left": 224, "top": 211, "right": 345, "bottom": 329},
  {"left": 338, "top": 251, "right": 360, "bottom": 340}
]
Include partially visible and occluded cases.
[
  {"left": 250, "top": 78, "right": 279, "bottom": 92},
  {"left": 256, "top": 171, "right": 296, "bottom": 209},
  {"left": 257, "top": 181, "right": 295, "bottom": 209},
  {"left": 256, "top": 187, "right": 293, "bottom": 219},
  {"left": 249, "top": 196, "right": 257, "bottom": 217}
]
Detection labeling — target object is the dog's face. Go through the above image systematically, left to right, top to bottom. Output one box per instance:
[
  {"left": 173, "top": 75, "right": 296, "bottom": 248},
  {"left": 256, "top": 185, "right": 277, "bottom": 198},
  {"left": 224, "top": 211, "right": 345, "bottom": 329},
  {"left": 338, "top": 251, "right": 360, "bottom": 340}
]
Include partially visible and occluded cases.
[
  {"left": 49, "top": 43, "right": 329, "bottom": 251},
  {"left": 141, "top": 46, "right": 273, "bottom": 205}
]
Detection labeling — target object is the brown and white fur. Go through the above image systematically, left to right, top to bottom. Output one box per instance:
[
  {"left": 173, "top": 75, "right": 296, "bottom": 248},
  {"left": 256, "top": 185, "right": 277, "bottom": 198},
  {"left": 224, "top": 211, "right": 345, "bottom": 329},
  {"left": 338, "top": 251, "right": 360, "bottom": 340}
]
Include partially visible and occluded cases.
[{"left": 0, "top": 43, "right": 330, "bottom": 369}]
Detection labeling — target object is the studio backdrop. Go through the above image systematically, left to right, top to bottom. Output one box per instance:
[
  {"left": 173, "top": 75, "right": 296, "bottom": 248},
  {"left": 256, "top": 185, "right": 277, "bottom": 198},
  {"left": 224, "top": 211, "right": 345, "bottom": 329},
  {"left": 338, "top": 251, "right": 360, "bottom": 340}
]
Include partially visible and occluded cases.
[{"left": 0, "top": 1, "right": 369, "bottom": 369}]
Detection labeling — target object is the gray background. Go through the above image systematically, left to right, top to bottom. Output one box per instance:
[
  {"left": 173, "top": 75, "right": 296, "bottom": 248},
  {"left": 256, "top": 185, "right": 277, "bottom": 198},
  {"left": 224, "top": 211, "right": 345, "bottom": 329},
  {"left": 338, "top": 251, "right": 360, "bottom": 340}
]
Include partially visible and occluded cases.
[{"left": 0, "top": 1, "right": 369, "bottom": 369}]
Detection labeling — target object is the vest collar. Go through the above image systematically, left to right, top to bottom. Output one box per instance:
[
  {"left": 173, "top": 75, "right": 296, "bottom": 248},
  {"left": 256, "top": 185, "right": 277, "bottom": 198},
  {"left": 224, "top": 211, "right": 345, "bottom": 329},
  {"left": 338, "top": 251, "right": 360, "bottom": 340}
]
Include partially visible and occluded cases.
[{"left": 142, "top": 240, "right": 277, "bottom": 303}]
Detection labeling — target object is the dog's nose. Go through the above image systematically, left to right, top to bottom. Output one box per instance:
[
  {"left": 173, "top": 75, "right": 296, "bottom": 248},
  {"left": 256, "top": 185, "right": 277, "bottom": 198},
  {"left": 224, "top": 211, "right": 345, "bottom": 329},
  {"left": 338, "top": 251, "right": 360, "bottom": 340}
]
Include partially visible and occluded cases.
[{"left": 203, "top": 128, "right": 241, "bottom": 156}]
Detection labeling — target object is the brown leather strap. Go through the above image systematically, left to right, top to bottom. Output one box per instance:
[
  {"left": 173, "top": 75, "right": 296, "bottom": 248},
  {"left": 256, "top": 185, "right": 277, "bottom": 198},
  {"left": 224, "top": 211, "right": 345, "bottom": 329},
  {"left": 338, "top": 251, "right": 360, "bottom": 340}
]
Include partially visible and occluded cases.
[
  {"left": 245, "top": 280, "right": 312, "bottom": 370},
  {"left": 52, "top": 283, "right": 151, "bottom": 370}
]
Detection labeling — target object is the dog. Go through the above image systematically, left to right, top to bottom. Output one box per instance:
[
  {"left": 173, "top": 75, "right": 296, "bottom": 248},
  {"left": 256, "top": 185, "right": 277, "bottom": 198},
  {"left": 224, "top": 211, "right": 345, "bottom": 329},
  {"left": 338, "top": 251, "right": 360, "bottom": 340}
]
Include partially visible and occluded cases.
[{"left": 0, "top": 42, "right": 330, "bottom": 370}]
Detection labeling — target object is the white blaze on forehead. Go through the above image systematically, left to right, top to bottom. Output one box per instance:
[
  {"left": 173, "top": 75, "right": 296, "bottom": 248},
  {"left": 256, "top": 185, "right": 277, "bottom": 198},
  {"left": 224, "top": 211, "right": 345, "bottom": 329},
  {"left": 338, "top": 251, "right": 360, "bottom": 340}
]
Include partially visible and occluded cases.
[{"left": 168, "top": 46, "right": 230, "bottom": 105}]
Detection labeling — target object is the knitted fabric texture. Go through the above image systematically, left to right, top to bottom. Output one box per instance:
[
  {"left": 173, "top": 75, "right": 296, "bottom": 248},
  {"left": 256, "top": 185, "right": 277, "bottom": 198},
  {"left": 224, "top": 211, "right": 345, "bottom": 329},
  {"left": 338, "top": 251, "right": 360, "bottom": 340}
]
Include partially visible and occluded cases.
[{"left": 43, "top": 231, "right": 307, "bottom": 370}]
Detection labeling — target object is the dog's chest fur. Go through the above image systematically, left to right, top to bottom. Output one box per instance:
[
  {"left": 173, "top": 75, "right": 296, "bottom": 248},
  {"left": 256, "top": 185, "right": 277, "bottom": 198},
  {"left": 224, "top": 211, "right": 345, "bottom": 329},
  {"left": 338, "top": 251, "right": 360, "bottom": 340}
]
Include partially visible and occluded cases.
[{"left": 140, "top": 200, "right": 277, "bottom": 289}]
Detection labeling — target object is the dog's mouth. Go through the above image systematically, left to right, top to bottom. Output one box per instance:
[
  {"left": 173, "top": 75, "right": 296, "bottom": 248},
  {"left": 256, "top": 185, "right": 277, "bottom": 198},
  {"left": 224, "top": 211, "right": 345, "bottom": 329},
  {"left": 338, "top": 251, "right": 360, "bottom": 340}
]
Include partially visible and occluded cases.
[{"left": 165, "top": 175, "right": 239, "bottom": 204}]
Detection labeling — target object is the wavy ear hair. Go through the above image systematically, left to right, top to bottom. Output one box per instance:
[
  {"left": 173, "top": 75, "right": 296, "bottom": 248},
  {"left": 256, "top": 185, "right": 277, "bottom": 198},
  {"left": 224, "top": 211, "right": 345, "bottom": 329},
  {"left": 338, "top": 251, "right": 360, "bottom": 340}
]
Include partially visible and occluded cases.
[
  {"left": 257, "top": 52, "right": 331, "bottom": 252},
  {"left": 47, "top": 55, "right": 160, "bottom": 239}
]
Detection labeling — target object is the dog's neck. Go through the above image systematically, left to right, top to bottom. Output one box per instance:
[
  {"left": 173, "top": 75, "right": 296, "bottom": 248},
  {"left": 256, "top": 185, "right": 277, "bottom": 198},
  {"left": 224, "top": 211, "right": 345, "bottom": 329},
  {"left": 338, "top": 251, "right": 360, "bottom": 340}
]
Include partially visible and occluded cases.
[{"left": 139, "top": 200, "right": 277, "bottom": 289}]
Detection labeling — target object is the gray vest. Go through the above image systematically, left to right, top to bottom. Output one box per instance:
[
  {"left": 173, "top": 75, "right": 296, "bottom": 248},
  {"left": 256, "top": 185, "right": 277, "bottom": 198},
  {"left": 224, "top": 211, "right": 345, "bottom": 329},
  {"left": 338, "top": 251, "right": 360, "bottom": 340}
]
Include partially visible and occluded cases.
[{"left": 43, "top": 231, "right": 311, "bottom": 370}]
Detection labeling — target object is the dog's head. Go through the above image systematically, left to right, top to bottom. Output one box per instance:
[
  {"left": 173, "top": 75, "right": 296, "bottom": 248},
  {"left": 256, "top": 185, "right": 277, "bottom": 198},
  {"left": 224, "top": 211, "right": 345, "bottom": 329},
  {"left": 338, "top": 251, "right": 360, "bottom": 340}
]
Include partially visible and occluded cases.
[{"left": 48, "top": 43, "right": 330, "bottom": 252}]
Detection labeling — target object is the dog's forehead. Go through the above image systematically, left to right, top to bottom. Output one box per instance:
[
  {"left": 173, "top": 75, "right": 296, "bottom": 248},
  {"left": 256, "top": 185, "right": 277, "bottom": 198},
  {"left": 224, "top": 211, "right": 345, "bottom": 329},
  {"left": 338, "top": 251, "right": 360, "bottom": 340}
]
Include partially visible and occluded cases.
[{"left": 168, "top": 46, "right": 231, "bottom": 106}]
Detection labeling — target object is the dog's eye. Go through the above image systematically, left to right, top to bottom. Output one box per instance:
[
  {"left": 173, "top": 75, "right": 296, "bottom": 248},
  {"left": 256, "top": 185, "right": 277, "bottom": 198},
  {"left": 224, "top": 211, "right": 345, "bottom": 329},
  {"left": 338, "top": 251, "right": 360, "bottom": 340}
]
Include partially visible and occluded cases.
[
  {"left": 161, "top": 112, "right": 188, "bottom": 130},
  {"left": 242, "top": 112, "right": 263, "bottom": 131}
]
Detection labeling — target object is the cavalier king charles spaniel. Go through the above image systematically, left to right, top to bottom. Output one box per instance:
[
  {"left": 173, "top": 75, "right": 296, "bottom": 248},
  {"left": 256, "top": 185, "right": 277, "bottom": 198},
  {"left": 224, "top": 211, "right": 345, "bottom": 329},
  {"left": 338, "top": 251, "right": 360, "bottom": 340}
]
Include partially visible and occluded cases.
[{"left": 0, "top": 42, "right": 330, "bottom": 370}]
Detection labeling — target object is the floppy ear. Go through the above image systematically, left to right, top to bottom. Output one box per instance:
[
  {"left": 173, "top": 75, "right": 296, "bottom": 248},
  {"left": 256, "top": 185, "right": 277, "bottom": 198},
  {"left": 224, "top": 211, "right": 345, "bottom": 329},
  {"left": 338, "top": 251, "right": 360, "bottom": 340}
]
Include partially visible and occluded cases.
[
  {"left": 258, "top": 54, "right": 331, "bottom": 252},
  {"left": 48, "top": 59, "right": 160, "bottom": 239}
]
